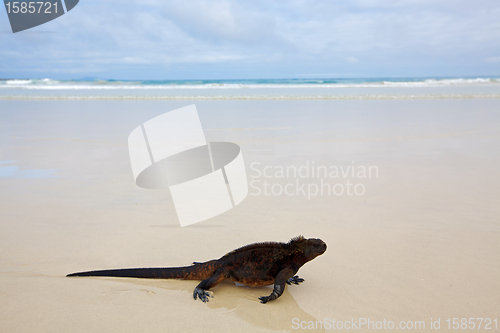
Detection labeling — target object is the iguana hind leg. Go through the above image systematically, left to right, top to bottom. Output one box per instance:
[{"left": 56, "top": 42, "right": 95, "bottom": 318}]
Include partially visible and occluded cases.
[
  {"left": 259, "top": 267, "right": 295, "bottom": 304},
  {"left": 193, "top": 268, "right": 228, "bottom": 303}
]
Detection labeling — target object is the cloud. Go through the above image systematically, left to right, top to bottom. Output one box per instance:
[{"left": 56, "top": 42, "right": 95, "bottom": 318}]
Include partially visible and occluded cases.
[
  {"left": 0, "top": 0, "right": 499, "bottom": 78},
  {"left": 161, "top": 1, "right": 279, "bottom": 44}
]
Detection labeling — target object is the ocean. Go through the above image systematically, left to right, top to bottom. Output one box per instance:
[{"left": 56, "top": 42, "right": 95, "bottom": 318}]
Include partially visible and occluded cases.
[{"left": 1, "top": 77, "right": 499, "bottom": 100}]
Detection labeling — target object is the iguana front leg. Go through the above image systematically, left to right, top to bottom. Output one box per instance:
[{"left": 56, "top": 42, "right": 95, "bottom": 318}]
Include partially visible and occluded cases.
[
  {"left": 259, "top": 267, "right": 295, "bottom": 304},
  {"left": 193, "top": 268, "right": 228, "bottom": 303}
]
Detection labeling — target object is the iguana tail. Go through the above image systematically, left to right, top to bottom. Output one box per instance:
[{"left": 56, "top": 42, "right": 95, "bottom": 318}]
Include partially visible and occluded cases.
[{"left": 66, "top": 260, "right": 218, "bottom": 280}]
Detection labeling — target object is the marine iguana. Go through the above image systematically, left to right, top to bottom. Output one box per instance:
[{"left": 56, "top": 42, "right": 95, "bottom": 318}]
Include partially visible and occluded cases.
[{"left": 67, "top": 236, "right": 327, "bottom": 304}]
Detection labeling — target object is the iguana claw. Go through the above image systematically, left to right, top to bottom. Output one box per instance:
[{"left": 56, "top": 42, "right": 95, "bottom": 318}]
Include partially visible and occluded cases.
[
  {"left": 286, "top": 275, "right": 304, "bottom": 285},
  {"left": 193, "top": 287, "right": 213, "bottom": 303},
  {"left": 259, "top": 296, "right": 270, "bottom": 304}
]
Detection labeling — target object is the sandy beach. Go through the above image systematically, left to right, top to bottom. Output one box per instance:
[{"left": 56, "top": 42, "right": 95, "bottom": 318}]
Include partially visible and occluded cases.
[{"left": 1, "top": 98, "right": 499, "bottom": 332}]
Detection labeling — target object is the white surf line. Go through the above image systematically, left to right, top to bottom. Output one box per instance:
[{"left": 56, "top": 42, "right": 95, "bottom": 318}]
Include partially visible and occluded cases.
[{"left": 2, "top": 94, "right": 500, "bottom": 100}]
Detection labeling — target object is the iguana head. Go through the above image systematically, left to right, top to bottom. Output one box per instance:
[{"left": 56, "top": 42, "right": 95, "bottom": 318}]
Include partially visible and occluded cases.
[
  {"left": 290, "top": 236, "right": 327, "bottom": 261},
  {"left": 304, "top": 238, "right": 327, "bottom": 261}
]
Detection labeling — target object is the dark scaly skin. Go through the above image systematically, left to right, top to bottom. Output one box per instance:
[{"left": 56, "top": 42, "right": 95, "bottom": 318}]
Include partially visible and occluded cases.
[{"left": 67, "top": 236, "right": 327, "bottom": 304}]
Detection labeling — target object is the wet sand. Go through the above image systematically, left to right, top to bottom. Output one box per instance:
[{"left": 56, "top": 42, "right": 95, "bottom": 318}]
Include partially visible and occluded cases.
[{"left": 0, "top": 99, "right": 499, "bottom": 332}]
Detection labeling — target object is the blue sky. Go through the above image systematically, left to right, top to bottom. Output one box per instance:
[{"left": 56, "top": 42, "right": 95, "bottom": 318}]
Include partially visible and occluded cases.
[{"left": 1, "top": 0, "right": 499, "bottom": 79}]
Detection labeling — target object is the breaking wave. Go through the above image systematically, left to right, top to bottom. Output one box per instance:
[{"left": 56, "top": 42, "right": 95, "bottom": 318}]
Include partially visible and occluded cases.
[{"left": 1, "top": 77, "right": 499, "bottom": 90}]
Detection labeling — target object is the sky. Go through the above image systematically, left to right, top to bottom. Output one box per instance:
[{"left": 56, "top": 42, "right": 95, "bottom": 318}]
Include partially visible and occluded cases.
[{"left": 0, "top": 0, "right": 499, "bottom": 80}]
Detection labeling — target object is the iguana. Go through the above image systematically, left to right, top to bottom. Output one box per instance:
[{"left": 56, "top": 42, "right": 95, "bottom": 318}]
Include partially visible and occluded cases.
[{"left": 67, "top": 236, "right": 327, "bottom": 304}]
